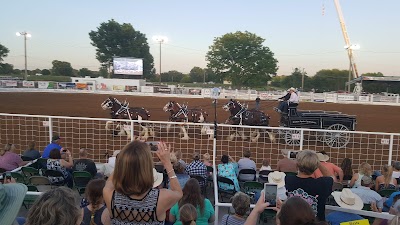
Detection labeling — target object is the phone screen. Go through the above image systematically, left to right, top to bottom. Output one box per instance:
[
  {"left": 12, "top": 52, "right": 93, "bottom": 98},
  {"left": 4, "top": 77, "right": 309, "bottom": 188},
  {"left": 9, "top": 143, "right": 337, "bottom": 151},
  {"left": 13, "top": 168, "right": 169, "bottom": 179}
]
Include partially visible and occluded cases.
[
  {"left": 146, "top": 141, "right": 159, "bottom": 151},
  {"left": 288, "top": 151, "right": 298, "bottom": 159},
  {"left": 264, "top": 183, "right": 278, "bottom": 207}
]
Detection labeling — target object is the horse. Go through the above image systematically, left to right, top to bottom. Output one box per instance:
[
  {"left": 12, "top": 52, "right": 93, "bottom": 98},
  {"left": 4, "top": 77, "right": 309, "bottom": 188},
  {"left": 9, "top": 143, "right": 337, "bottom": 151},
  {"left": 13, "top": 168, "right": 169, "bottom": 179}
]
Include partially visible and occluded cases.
[
  {"left": 101, "top": 96, "right": 154, "bottom": 140},
  {"left": 222, "top": 99, "right": 275, "bottom": 142},
  {"left": 163, "top": 101, "right": 210, "bottom": 140}
]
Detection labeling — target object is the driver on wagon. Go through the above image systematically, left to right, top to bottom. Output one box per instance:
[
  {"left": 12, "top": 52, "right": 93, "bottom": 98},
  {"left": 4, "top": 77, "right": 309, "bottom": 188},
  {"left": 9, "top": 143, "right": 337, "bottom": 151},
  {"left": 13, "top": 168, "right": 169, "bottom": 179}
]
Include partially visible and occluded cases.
[{"left": 275, "top": 87, "right": 299, "bottom": 114}]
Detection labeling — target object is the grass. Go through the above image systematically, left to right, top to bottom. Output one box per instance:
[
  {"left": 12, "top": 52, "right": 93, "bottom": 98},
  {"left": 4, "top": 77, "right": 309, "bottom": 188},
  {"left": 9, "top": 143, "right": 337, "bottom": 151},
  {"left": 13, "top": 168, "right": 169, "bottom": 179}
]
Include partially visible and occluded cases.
[{"left": 27, "top": 75, "right": 71, "bottom": 82}]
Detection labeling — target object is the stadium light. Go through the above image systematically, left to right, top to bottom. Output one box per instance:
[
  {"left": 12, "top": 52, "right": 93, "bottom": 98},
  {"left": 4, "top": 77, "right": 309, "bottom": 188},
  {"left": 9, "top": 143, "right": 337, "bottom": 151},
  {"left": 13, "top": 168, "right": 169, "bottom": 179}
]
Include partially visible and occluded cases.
[
  {"left": 16, "top": 31, "right": 31, "bottom": 80},
  {"left": 152, "top": 36, "right": 168, "bottom": 82}
]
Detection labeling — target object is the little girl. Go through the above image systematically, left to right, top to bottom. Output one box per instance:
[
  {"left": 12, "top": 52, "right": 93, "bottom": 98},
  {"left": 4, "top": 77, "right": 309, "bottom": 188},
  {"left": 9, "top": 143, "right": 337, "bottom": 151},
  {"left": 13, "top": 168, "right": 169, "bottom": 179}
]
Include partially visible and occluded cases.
[{"left": 81, "top": 179, "right": 111, "bottom": 225}]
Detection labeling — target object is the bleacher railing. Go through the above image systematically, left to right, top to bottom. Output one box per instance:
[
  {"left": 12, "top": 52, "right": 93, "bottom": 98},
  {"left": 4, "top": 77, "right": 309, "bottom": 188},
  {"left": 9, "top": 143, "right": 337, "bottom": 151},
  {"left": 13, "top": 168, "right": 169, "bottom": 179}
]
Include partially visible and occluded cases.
[{"left": 1, "top": 112, "right": 399, "bottom": 221}]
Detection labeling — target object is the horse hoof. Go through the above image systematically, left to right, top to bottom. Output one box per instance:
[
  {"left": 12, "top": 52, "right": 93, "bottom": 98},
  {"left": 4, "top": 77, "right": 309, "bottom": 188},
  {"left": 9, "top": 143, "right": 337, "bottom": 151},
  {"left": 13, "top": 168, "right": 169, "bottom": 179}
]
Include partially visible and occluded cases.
[
  {"left": 181, "top": 136, "right": 189, "bottom": 140},
  {"left": 251, "top": 138, "right": 258, "bottom": 143}
]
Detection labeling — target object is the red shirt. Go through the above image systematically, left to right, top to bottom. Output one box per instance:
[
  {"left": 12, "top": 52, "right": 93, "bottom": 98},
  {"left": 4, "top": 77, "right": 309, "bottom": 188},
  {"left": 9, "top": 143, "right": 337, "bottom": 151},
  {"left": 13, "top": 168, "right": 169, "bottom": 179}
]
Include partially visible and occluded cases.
[{"left": 313, "top": 162, "right": 341, "bottom": 182}]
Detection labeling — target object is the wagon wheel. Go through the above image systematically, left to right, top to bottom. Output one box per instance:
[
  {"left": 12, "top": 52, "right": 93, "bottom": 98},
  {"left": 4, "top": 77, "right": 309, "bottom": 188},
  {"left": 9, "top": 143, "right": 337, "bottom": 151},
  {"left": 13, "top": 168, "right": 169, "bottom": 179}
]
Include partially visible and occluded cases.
[
  {"left": 323, "top": 124, "right": 350, "bottom": 149},
  {"left": 284, "top": 130, "right": 301, "bottom": 146},
  {"left": 315, "top": 131, "right": 326, "bottom": 142}
]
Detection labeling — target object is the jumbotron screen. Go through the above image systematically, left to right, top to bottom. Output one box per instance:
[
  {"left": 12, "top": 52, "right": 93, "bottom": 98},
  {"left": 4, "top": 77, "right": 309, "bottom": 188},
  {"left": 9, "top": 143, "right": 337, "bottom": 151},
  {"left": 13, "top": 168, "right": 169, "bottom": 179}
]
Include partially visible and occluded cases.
[{"left": 113, "top": 57, "right": 143, "bottom": 75}]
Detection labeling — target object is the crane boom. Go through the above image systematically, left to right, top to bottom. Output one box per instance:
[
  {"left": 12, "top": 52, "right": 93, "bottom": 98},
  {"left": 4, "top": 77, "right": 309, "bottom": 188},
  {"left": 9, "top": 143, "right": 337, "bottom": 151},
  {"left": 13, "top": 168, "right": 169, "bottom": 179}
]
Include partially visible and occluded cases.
[{"left": 333, "top": 0, "right": 359, "bottom": 78}]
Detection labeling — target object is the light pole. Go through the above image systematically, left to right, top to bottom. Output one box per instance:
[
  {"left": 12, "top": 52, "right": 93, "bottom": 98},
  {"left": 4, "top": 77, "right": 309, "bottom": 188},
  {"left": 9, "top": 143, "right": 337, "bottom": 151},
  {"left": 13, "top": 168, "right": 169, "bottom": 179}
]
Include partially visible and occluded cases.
[
  {"left": 16, "top": 31, "right": 31, "bottom": 80},
  {"left": 152, "top": 36, "right": 168, "bottom": 83},
  {"left": 344, "top": 44, "right": 360, "bottom": 92}
]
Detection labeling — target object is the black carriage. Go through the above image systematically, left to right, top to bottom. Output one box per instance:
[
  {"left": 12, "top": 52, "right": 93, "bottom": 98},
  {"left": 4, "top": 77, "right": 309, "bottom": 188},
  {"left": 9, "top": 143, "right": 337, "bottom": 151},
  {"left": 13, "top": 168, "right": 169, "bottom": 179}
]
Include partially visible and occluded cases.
[{"left": 278, "top": 106, "right": 357, "bottom": 149}]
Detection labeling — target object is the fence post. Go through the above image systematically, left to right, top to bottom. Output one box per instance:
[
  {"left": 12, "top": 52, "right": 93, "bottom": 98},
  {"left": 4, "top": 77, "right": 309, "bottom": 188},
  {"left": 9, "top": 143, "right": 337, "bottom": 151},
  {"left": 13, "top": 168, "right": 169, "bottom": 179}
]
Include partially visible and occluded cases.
[
  {"left": 396, "top": 95, "right": 399, "bottom": 104},
  {"left": 48, "top": 117, "right": 53, "bottom": 143},
  {"left": 130, "top": 121, "right": 135, "bottom": 141},
  {"left": 212, "top": 123, "right": 219, "bottom": 224},
  {"left": 300, "top": 129, "right": 304, "bottom": 151},
  {"left": 388, "top": 134, "right": 394, "bottom": 165}
]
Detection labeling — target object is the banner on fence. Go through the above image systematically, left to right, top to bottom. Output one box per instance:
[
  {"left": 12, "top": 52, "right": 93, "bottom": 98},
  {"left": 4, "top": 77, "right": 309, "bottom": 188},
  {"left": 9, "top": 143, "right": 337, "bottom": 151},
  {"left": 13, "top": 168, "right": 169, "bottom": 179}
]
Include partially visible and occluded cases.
[
  {"left": 4, "top": 80, "right": 18, "bottom": 87},
  {"left": 22, "top": 81, "right": 35, "bottom": 87},
  {"left": 38, "top": 81, "right": 50, "bottom": 89},
  {"left": 58, "top": 82, "right": 76, "bottom": 89},
  {"left": 76, "top": 83, "right": 87, "bottom": 89},
  {"left": 96, "top": 83, "right": 107, "bottom": 90},
  {"left": 112, "top": 85, "right": 124, "bottom": 91},
  {"left": 125, "top": 86, "right": 138, "bottom": 92},
  {"left": 141, "top": 86, "right": 154, "bottom": 93},
  {"left": 154, "top": 87, "right": 171, "bottom": 93},
  {"left": 189, "top": 89, "right": 202, "bottom": 95},
  {"left": 359, "top": 96, "right": 370, "bottom": 102},
  {"left": 313, "top": 99, "right": 326, "bottom": 103}
]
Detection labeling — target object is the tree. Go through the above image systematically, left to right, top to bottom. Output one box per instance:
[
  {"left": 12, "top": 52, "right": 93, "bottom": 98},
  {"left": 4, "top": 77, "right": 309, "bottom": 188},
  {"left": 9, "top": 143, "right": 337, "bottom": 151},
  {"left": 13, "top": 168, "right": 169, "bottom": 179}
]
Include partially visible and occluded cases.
[
  {"left": 89, "top": 19, "right": 154, "bottom": 79},
  {"left": 206, "top": 31, "right": 278, "bottom": 87},
  {"left": 0, "top": 43, "right": 9, "bottom": 62},
  {"left": 51, "top": 60, "right": 73, "bottom": 76},
  {"left": 0, "top": 63, "right": 13, "bottom": 74},
  {"left": 189, "top": 67, "right": 205, "bottom": 83},
  {"left": 78, "top": 68, "right": 93, "bottom": 77},
  {"left": 99, "top": 68, "right": 108, "bottom": 77},
  {"left": 13, "top": 69, "right": 22, "bottom": 74},
  {"left": 41, "top": 69, "right": 51, "bottom": 75},
  {"left": 311, "top": 69, "right": 350, "bottom": 92},
  {"left": 160, "top": 70, "right": 184, "bottom": 82},
  {"left": 362, "top": 72, "right": 384, "bottom": 77},
  {"left": 180, "top": 75, "right": 192, "bottom": 83}
]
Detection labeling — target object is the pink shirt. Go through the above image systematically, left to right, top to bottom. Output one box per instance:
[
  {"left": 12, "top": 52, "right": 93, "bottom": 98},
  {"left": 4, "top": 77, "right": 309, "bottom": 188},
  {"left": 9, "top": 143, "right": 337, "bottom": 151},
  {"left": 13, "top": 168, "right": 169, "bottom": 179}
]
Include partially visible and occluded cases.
[
  {"left": 0, "top": 152, "right": 23, "bottom": 171},
  {"left": 313, "top": 162, "right": 342, "bottom": 182}
]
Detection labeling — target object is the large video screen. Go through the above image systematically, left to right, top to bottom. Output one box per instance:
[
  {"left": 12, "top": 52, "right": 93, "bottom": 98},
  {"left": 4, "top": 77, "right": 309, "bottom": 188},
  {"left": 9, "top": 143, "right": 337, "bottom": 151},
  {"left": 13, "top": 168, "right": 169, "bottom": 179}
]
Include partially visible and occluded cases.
[{"left": 113, "top": 57, "right": 143, "bottom": 75}]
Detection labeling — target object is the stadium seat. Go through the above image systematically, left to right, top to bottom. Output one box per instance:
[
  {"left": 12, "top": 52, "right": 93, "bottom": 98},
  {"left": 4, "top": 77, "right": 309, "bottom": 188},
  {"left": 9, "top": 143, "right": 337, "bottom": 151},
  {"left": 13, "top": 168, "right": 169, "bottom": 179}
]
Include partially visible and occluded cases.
[
  {"left": 34, "top": 158, "right": 48, "bottom": 170},
  {"left": 21, "top": 166, "right": 39, "bottom": 181},
  {"left": 44, "top": 169, "right": 66, "bottom": 187},
  {"left": 238, "top": 169, "right": 257, "bottom": 182},
  {"left": 258, "top": 170, "right": 273, "bottom": 183},
  {"left": 72, "top": 171, "right": 93, "bottom": 195},
  {"left": 11, "top": 172, "right": 26, "bottom": 184},
  {"left": 284, "top": 172, "right": 297, "bottom": 176},
  {"left": 190, "top": 175, "right": 207, "bottom": 196},
  {"left": 29, "top": 176, "right": 51, "bottom": 192},
  {"left": 217, "top": 176, "right": 237, "bottom": 202},
  {"left": 23, "top": 185, "right": 39, "bottom": 209},
  {"left": 379, "top": 189, "right": 397, "bottom": 198}
]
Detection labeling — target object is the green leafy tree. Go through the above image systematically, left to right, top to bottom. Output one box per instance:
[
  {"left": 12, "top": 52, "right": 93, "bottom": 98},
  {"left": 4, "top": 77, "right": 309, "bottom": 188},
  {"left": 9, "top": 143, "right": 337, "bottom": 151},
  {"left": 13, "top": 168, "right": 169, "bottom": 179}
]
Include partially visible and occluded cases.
[
  {"left": 89, "top": 19, "right": 154, "bottom": 79},
  {"left": 206, "top": 31, "right": 278, "bottom": 87},
  {"left": 0, "top": 43, "right": 9, "bottom": 62},
  {"left": 51, "top": 60, "right": 73, "bottom": 76},
  {"left": 0, "top": 63, "right": 13, "bottom": 74},
  {"left": 189, "top": 67, "right": 205, "bottom": 83},
  {"left": 78, "top": 68, "right": 93, "bottom": 77},
  {"left": 99, "top": 68, "right": 108, "bottom": 77},
  {"left": 204, "top": 68, "right": 221, "bottom": 83},
  {"left": 13, "top": 69, "right": 22, "bottom": 74},
  {"left": 41, "top": 69, "right": 51, "bottom": 75},
  {"left": 311, "top": 69, "right": 349, "bottom": 92},
  {"left": 160, "top": 70, "right": 184, "bottom": 83},
  {"left": 362, "top": 72, "right": 384, "bottom": 77},
  {"left": 180, "top": 75, "right": 192, "bottom": 83}
]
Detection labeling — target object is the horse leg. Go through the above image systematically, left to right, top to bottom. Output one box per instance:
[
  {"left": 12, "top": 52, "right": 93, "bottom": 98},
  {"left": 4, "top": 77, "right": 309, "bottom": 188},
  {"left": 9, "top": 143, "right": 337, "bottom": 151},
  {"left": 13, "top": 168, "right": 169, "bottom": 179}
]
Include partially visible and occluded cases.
[
  {"left": 105, "top": 121, "right": 113, "bottom": 131},
  {"left": 166, "top": 123, "right": 172, "bottom": 132},
  {"left": 141, "top": 125, "right": 149, "bottom": 141},
  {"left": 149, "top": 125, "right": 156, "bottom": 137},
  {"left": 200, "top": 125, "right": 207, "bottom": 135},
  {"left": 181, "top": 126, "right": 189, "bottom": 140},
  {"left": 227, "top": 128, "right": 236, "bottom": 141},
  {"left": 239, "top": 129, "right": 247, "bottom": 140},
  {"left": 250, "top": 129, "right": 260, "bottom": 142},
  {"left": 267, "top": 131, "right": 276, "bottom": 143}
]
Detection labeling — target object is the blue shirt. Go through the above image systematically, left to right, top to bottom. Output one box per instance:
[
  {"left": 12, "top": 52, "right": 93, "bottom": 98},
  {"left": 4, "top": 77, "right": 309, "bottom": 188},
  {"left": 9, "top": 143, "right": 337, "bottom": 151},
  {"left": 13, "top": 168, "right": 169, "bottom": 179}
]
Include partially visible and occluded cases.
[
  {"left": 42, "top": 143, "right": 62, "bottom": 158},
  {"left": 384, "top": 191, "right": 400, "bottom": 209},
  {"left": 326, "top": 212, "right": 364, "bottom": 225}
]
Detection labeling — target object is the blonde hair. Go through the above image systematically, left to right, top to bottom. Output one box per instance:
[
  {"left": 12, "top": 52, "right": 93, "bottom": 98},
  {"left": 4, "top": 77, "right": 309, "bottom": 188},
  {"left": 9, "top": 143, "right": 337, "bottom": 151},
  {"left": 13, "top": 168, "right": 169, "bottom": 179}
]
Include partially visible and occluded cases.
[
  {"left": 113, "top": 141, "right": 154, "bottom": 196},
  {"left": 1, "top": 143, "right": 16, "bottom": 156},
  {"left": 176, "top": 150, "right": 182, "bottom": 160},
  {"left": 296, "top": 150, "right": 319, "bottom": 175},
  {"left": 170, "top": 152, "right": 178, "bottom": 164},
  {"left": 203, "top": 153, "right": 210, "bottom": 161},
  {"left": 358, "top": 162, "right": 372, "bottom": 176},
  {"left": 382, "top": 165, "right": 394, "bottom": 189},
  {"left": 26, "top": 187, "right": 81, "bottom": 225},
  {"left": 232, "top": 192, "right": 250, "bottom": 216},
  {"left": 179, "top": 204, "right": 197, "bottom": 225}
]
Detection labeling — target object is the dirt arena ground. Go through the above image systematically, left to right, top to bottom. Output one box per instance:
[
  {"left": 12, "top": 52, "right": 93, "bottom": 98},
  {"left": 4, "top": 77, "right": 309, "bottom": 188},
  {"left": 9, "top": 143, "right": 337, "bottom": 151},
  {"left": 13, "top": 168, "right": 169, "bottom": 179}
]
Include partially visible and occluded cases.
[
  {"left": 0, "top": 92, "right": 398, "bottom": 133},
  {"left": 0, "top": 92, "right": 399, "bottom": 170}
]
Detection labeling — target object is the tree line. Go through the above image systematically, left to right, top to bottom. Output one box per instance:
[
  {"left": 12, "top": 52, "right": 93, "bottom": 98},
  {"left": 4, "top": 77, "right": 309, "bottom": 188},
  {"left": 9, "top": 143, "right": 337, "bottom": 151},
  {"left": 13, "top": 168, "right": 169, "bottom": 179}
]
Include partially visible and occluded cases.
[{"left": 0, "top": 19, "right": 397, "bottom": 93}]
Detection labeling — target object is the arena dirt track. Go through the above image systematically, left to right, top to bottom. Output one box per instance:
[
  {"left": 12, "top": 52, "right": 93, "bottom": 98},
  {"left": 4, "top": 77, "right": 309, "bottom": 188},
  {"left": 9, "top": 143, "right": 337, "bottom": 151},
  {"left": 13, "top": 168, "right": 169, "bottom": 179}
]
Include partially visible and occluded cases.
[{"left": 0, "top": 92, "right": 398, "bottom": 133}]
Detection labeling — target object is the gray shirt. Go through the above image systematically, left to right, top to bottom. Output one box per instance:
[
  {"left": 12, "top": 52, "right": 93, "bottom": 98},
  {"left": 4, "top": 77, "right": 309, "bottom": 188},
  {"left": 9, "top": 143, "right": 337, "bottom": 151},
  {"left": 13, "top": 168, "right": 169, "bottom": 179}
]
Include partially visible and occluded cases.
[{"left": 238, "top": 158, "right": 256, "bottom": 181}]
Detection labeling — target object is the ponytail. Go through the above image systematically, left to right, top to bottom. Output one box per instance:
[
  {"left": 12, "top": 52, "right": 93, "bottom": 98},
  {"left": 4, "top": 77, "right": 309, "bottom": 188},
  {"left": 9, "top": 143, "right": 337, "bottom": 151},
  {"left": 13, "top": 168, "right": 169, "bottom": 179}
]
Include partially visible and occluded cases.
[{"left": 90, "top": 201, "right": 99, "bottom": 225}]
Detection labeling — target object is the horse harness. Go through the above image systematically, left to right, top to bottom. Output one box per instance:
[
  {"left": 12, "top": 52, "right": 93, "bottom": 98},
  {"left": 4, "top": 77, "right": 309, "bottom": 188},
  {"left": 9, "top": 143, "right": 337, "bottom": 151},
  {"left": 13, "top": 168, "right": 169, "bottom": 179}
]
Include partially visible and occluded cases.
[{"left": 170, "top": 103, "right": 189, "bottom": 122}]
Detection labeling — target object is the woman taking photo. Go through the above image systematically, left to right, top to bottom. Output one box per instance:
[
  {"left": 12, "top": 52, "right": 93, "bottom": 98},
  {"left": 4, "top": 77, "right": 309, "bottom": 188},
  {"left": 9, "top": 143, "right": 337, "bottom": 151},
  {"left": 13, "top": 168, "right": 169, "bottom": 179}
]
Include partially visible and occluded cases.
[
  {"left": 103, "top": 141, "right": 182, "bottom": 225},
  {"left": 47, "top": 148, "right": 73, "bottom": 188},
  {"left": 169, "top": 178, "right": 215, "bottom": 225}
]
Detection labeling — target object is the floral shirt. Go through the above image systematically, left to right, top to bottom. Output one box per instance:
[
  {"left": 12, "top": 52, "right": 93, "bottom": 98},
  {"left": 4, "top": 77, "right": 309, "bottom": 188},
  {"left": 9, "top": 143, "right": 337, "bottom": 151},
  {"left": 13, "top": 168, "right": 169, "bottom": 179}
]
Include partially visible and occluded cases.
[{"left": 217, "top": 162, "right": 240, "bottom": 191}]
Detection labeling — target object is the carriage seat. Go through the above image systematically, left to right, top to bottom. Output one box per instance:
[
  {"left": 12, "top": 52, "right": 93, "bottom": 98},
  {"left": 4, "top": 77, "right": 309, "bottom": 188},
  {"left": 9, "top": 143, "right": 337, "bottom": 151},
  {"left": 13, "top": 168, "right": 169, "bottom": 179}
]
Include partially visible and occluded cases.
[{"left": 287, "top": 106, "right": 300, "bottom": 117}]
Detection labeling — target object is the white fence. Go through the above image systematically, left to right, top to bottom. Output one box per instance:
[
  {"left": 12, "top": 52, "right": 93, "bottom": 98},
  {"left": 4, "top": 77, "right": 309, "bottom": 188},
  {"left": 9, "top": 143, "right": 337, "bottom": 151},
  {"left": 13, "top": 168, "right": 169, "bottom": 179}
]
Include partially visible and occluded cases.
[{"left": 1, "top": 112, "right": 400, "bottom": 221}]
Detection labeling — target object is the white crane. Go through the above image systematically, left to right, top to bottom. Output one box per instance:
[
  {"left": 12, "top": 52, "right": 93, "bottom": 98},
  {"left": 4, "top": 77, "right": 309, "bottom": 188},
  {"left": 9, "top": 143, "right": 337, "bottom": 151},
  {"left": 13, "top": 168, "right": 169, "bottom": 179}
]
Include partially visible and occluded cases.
[{"left": 332, "top": 0, "right": 361, "bottom": 92}]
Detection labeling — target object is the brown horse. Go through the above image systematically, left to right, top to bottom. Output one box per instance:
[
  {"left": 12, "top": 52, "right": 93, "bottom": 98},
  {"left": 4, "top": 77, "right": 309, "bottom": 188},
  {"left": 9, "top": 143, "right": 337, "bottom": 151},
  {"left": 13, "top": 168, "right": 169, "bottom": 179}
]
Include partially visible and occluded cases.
[
  {"left": 101, "top": 97, "right": 154, "bottom": 140},
  {"left": 222, "top": 99, "right": 275, "bottom": 142},
  {"left": 163, "top": 101, "right": 210, "bottom": 139}
]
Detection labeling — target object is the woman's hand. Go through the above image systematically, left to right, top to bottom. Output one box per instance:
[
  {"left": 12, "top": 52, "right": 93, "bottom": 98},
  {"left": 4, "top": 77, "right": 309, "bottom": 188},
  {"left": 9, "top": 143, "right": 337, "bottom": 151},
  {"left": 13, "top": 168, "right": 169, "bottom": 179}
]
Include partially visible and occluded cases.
[
  {"left": 156, "top": 142, "right": 171, "bottom": 166},
  {"left": 254, "top": 192, "right": 271, "bottom": 214}
]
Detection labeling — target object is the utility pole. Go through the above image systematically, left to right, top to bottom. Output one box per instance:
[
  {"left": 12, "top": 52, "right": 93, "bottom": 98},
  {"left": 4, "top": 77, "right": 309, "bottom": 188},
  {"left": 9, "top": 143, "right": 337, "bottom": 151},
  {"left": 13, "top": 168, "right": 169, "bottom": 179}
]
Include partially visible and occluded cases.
[{"left": 301, "top": 68, "right": 305, "bottom": 91}]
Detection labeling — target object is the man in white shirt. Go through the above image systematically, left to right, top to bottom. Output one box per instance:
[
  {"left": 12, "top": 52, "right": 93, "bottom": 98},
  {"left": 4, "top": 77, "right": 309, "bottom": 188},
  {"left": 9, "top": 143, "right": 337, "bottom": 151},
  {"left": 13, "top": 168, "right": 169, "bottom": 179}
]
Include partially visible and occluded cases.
[{"left": 275, "top": 87, "right": 299, "bottom": 114}]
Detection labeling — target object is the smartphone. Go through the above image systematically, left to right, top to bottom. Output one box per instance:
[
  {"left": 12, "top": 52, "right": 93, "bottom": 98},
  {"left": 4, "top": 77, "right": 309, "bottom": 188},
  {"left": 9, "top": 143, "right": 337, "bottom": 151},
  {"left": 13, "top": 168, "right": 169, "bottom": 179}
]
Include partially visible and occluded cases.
[
  {"left": 146, "top": 141, "right": 160, "bottom": 151},
  {"left": 288, "top": 150, "right": 299, "bottom": 159},
  {"left": 264, "top": 183, "right": 278, "bottom": 207}
]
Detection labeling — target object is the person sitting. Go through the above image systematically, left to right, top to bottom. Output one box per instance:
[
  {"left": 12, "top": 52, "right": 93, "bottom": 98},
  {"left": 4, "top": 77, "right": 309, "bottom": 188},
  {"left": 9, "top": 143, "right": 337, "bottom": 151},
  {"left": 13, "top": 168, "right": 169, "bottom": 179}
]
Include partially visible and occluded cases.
[
  {"left": 275, "top": 87, "right": 299, "bottom": 114},
  {"left": 42, "top": 134, "right": 62, "bottom": 158},
  {"left": 23, "top": 141, "right": 41, "bottom": 160},
  {"left": 103, "top": 141, "right": 182, "bottom": 225},
  {"left": 0, "top": 143, "right": 29, "bottom": 171},
  {"left": 47, "top": 148, "right": 73, "bottom": 188},
  {"left": 73, "top": 148, "right": 98, "bottom": 178},
  {"left": 238, "top": 149, "right": 256, "bottom": 181},
  {"left": 276, "top": 149, "right": 297, "bottom": 173},
  {"left": 100, "top": 150, "right": 120, "bottom": 178},
  {"left": 176, "top": 150, "right": 187, "bottom": 169},
  {"left": 285, "top": 150, "right": 333, "bottom": 221},
  {"left": 185, "top": 152, "right": 208, "bottom": 187},
  {"left": 313, "top": 152, "right": 344, "bottom": 183},
  {"left": 202, "top": 153, "right": 212, "bottom": 167},
  {"left": 217, "top": 155, "right": 240, "bottom": 192},
  {"left": 260, "top": 158, "right": 272, "bottom": 171},
  {"left": 340, "top": 158, "right": 353, "bottom": 181},
  {"left": 169, "top": 161, "right": 190, "bottom": 189},
  {"left": 392, "top": 161, "right": 400, "bottom": 179},
  {"left": 349, "top": 162, "right": 372, "bottom": 188},
  {"left": 375, "top": 165, "right": 397, "bottom": 191},
  {"left": 268, "top": 171, "right": 288, "bottom": 201},
  {"left": 351, "top": 176, "right": 383, "bottom": 211},
  {"left": 81, "top": 179, "right": 111, "bottom": 225},
  {"left": 170, "top": 179, "right": 215, "bottom": 225},
  {"left": 25, "top": 187, "right": 82, "bottom": 225},
  {"left": 326, "top": 188, "right": 364, "bottom": 225},
  {"left": 221, "top": 192, "right": 250, "bottom": 225},
  {"left": 178, "top": 204, "right": 197, "bottom": 225}
]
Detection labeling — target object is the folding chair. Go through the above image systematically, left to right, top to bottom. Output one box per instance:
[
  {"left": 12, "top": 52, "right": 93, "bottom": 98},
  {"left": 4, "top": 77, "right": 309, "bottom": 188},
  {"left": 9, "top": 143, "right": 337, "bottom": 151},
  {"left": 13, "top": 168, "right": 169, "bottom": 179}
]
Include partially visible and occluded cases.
[
  {"left": 44, "top": 169, "right": 66, "bottom": 187},
  {"left": 258, "top": 170, "right": 273, "bottom": 183},
  {"left": 73, "top": 171, "right": 93, "bottom": 195},
  {"left": 190, "top": 175, "right": 207, "bottom": 196},
  {"left": 217, "top": 176, "right": 237, "bottom": 202}
]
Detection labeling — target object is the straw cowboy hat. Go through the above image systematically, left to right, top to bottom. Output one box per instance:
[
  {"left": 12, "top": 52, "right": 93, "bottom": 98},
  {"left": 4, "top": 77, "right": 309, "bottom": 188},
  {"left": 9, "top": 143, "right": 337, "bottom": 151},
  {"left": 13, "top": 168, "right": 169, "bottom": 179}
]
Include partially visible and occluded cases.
[
  {"left": 287, "top": 87, "right": 296, "bottom": 92},
  {"left": 316, "top": 152, "right": 329, "bottom": 162},
  {"left": 153, "top": 168, "right": 164, "bottom": 188},
  {"left": 268, "top": 171, "right": 286, "bottom": 188},
  {"left": 0, "top": 183, "right": 28, "bottom": 225},
  {"left": 332, "top": 188, "right": 363, "bottom": 210}
]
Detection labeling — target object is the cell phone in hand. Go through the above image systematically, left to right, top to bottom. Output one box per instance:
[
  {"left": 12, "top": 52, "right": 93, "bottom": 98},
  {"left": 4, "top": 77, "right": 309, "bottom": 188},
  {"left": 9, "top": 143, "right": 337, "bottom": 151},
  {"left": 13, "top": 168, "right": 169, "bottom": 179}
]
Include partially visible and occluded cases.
[
  {"left": 146, "top": 141, "right": 160, "bottom": 151},
  {"left": 287, "top": 150, "right": 299, "bottom": 159},
  {"left": 264, "top": 183, "right": 278, "bottom": 207}
]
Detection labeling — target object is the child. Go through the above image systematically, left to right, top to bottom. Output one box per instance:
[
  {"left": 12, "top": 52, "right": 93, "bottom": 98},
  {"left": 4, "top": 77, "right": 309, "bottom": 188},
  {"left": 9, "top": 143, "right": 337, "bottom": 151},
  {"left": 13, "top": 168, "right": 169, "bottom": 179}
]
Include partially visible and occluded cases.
[
  {"left": 260, "top": 159, "right": 272, "bottom": 171},
  {"left": 81, "top": 179, "right": 111, "bottom": 225},
  {"left": 179, "top": 203, "right": 198, "bottom": 225}
]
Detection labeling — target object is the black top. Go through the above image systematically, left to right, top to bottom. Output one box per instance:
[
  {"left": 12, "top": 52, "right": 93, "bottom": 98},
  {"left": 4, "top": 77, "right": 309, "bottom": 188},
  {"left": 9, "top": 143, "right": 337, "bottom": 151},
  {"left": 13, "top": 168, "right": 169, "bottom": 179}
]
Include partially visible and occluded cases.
[
  {"left": 279, "top": 92, "right": 291, "bottom": 101},
  {"left": 23, "top": 149, "right": 41, "bottom": 160},
  {"left": 73, "top": 159, "right": 97, "bottom": 177},
  {"left": 285, "top": 175, "right": 333, "bottom": 221},
  {"left": 81, "top": 205, "right": 106, "bottom": 225}
]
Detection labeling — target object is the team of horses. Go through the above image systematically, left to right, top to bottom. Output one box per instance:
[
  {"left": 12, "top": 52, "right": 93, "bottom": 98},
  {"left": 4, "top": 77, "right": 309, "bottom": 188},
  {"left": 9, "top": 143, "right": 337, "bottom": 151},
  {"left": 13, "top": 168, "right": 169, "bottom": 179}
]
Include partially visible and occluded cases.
[{"left": 101, "top": 96, "right": 275, "bottom": 142}]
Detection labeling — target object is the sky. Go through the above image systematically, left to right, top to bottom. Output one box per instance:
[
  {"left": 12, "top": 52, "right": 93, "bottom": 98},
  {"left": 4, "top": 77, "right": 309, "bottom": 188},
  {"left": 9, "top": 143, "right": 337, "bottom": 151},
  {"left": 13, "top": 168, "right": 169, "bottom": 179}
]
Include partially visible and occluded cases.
[{"left": 1, "top": 0, "right": 400, "bottom": 76}]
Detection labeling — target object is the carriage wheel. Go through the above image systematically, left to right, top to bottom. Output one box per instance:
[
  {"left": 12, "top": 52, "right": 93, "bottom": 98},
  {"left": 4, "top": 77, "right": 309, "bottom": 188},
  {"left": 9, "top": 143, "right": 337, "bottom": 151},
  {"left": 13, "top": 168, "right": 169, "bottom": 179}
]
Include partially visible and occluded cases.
[
  {"left": 323, "top": 124, "right": 350, "bottom": 149},
  {"left": 284, "top": 130, "right": 301, "bottom": 146},
  {"left": 315, "top": 131, "right": 326, "bottom": 142}
]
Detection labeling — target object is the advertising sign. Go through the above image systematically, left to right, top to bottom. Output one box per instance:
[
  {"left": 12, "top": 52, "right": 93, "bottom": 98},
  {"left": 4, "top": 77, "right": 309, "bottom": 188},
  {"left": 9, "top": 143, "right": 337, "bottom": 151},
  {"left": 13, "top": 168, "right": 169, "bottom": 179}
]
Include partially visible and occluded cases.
[
  {"left": 4, "top": 80, "right": 18, "bottom": 87},
  {"left": 23, "top": 81, "right": 35, "bottom": 88},
  {"left": 38, "top": 81, "right": 50, "bottom": 89},
  {"left": 58, "top": 82, "right": 76, "bottom": 89},
  {"left": 76, "top": 83, "right": 87, "bottom": 89},
  {"left": 112, "top": 85, "right": 125, "bottom": 91},
  {"left": 125, "top": 86, "right": 138, "bottom": 92},
  {"left": 141, "top": 86, "right": 154, "bottom": 93},
  {"left": 155, "top": 87, "right": 171, "bottom": 93},
  {"left": 189, "top": 89, "right": 202, "bottom": 95}
]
